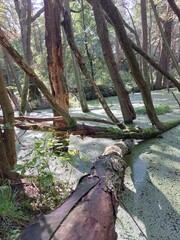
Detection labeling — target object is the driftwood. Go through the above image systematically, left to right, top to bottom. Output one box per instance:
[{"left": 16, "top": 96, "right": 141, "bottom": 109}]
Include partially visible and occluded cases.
[{"left": 18, "top": 139, "right": 133, "bottom": 240}]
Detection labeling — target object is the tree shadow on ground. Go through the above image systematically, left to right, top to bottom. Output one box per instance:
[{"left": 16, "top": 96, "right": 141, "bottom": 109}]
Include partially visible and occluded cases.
[{"left": 122, "top": 171, "right": 180, "bottom": 240}]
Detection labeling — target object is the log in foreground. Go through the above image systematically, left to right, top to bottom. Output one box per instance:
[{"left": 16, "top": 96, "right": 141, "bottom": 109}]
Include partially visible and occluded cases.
[{"left": 18, "top": 139, "right": 134, "bottom": 240}]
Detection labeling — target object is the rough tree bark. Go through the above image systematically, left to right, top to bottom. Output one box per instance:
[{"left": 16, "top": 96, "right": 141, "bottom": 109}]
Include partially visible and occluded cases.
[
  {"left": 44, "top": 0, "right": 69, "bottom": 124},
  {"left": 89, "top": 0, "right": 136, "bottom": 124},
  {"left": 97, "top": 0, "right": 164, "bottom": 130},
  {"left": 0, "top": 68, "right": 16, "bottom": 177},
  {"left": 18, "top": 139, "right": 134, "bottom": 240}
]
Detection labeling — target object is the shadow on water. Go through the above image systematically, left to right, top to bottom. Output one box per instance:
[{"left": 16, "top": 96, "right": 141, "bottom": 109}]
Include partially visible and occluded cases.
[{"left": 120, "top": 136, "right": 180, "bottom": 240}]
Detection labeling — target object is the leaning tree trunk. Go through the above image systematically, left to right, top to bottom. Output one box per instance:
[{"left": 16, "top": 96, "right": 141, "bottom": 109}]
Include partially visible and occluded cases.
[
  {"left": 89, "top": 0, "right": 136, "bottom": 124},
  {"left": 97, "top": 0, "right": 164, "bottom": 130},
  {"left": 167, "top": 0, "right": 180, "bottom": 22},
  {"left": 60, "top": 4, "right": 125, "bottom": 129},
  {"left": 128, "top": 38, "right": 180, "bottom": 91},
  {"left": 0, "top": 68, "right": 16, "bottom": 177},
  {"left": 18, "top": 139, "right": 133, "bottom": 240}
]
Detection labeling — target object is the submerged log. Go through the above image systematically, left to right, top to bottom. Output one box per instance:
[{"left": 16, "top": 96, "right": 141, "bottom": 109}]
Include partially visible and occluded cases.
[{"left": 18, "top": 139, "right": 133, "bottom": 240}]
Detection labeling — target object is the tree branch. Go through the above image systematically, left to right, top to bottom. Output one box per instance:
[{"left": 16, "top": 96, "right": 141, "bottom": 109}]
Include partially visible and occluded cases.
[
  {"left": 167, "top": 0, "right": 180, "bottom": 21},
  {"left": 31, "top": 7, "right": 44, "bottom": 22}
]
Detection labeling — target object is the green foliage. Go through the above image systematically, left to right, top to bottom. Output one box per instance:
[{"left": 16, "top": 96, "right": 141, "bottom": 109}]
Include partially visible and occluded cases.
[
  {"left": 120, "top": 71, "right": 136, "bottom": 90},
  {"left": 135, "top": 105, "right": 172, "bottom": 115},
  {"left": 16, "top": 133, "right": 73, "bottom": 212},
  {"left": 0, "top": 180, "right": 29, "bottom": 239}
]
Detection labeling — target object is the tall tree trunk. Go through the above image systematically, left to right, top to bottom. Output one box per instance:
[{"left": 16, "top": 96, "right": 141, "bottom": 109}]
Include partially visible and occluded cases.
[
  {"left": 44, "top": 0, "right": 69, "bottom": 126},
  {"left": 64, "top": 0, "right": 90, "bottom": 113},
  {"left": 81, "top": 0, "right": 95, "bottom": 80},
  {"left": 89, "top": 0, "right": 136, "bottom": 123},
  {"left": 97, "top": 0, "right": 164, "bottom": 130},
  {"left": 141, "top": 0, "right": 150, "bottom": 86},
  {"left": 155, "top": 19, "right": 173, "bottom": 89},
  {"left": 0, "top": 68, "right": 16, "bottom": 177}
]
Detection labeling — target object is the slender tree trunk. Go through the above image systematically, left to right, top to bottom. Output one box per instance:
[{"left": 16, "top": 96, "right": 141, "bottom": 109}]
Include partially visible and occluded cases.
[
  {"left": 44, "top": 0, "right": 69, "bottom": 126},
  {"left": 64, "top": 0, "right": 90, "bottom": 113},
  {"left": 81, "top": 0, "right": 95, "bottom": 80},
  {"left": 89, "top": 0, "right": 136, "bottom": 123},
  {"left": 97, "top": 0, "right": 164, "bottom": 130},
  {"left": 141, "top": 0, "right": 150, "bottom": 86},
  {"left": 155, "top": 19, "right": 173, "bottom": 89},
  {"left": 72, "top": 53, "right": 90, "bottom": 112},
  {"left": 0, "top": 69, "right": 16, "bottom": 177}
]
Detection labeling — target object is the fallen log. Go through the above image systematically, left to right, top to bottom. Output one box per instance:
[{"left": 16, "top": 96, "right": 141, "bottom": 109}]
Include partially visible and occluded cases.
[
  {"left": 0, "top": 115, "right": 115, "bottom": 125},
  {"left": 15, "top": 120, "right": 180, "bottom": 140},
  {"left": 18, "top": 139, "right": 134, "bottom": 240}
]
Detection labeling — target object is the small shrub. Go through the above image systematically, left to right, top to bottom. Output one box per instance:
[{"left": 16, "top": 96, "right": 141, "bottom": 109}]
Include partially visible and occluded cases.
[
  {"left": 135, "top": 105, "right": 172, "bottom": 115},
  {"left": 16, "top": 133, "right": 73, "bottom": 212},
  {"left": 0, "top": 180, "right": 29, "bottom": 239}
]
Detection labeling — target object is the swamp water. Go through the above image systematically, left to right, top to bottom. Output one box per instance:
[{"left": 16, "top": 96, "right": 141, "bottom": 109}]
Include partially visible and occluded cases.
[{"left": 15, "top": 89, "right": 180, "bottom": 239}]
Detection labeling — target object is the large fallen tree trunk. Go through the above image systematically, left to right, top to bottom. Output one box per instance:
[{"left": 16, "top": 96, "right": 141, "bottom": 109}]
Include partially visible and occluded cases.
[
  {"left": 11, "top": 119, "right": 180, "bottom": 140},
  {"left": 18, "top": 139, "right": 134, "bottom": 240}
]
